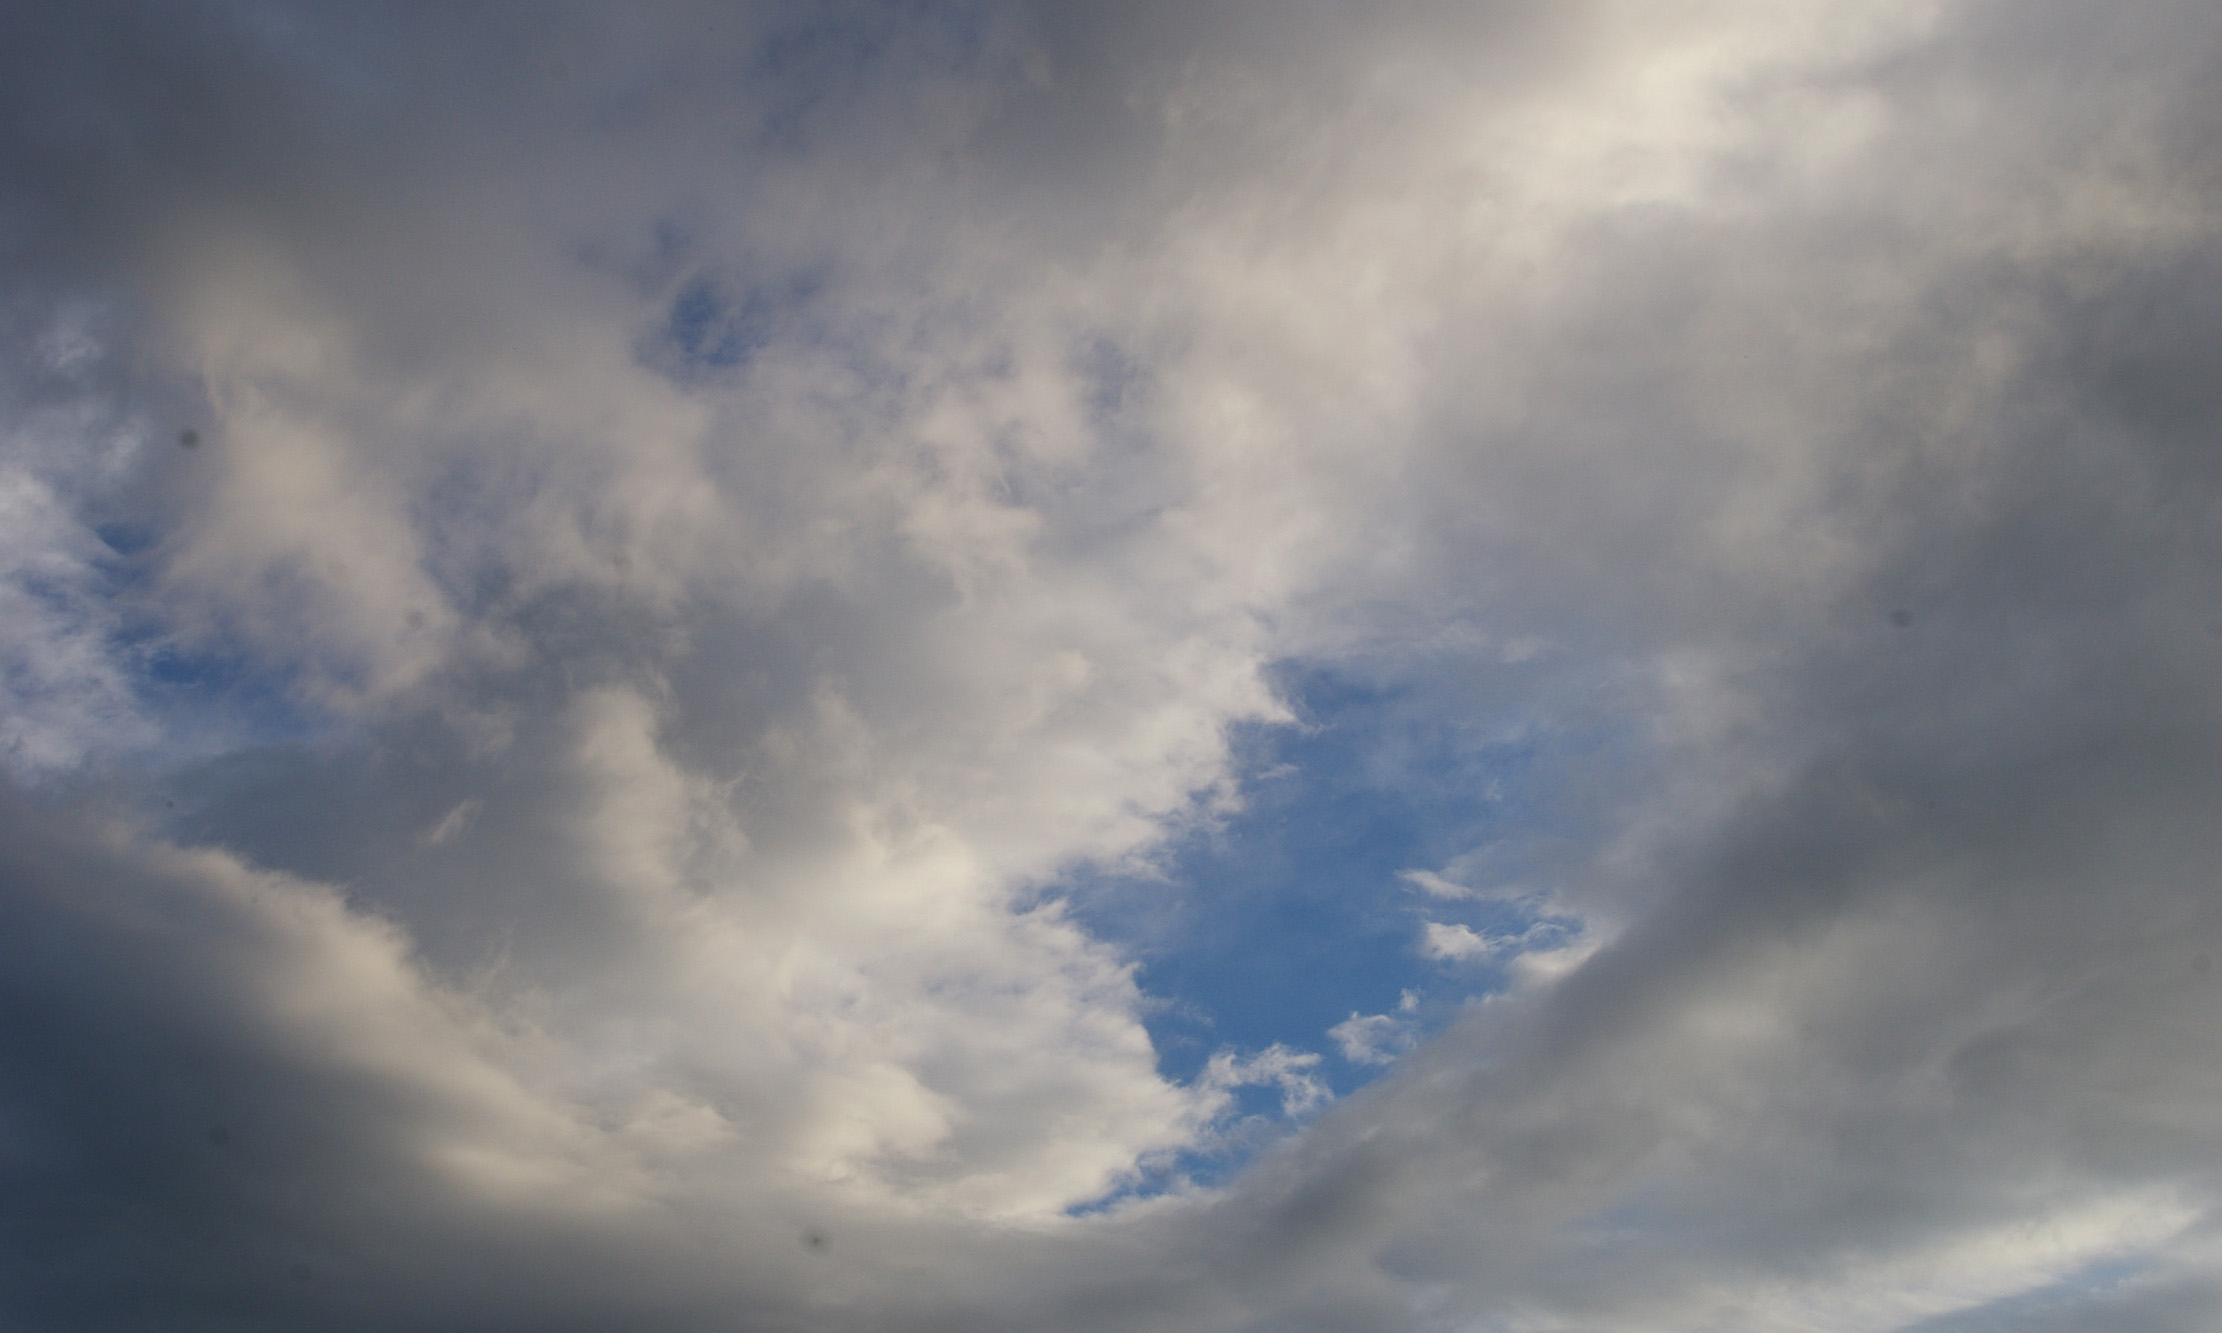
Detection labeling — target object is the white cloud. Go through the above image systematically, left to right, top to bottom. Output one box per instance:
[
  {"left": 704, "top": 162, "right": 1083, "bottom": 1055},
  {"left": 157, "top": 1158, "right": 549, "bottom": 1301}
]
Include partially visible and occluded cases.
[
  {"left": 1396, "top": 868, "right": 1476, "bottom": 900},
  {"left": 1418, "top": 921, "right": 1497, "bottom": 963},
  {"left": 1330, "top": 1004, "right": 1419, "bottom": 1067},
  {"left": 1198, "top": 1043, "right": 1330, "bottom": 1120}
]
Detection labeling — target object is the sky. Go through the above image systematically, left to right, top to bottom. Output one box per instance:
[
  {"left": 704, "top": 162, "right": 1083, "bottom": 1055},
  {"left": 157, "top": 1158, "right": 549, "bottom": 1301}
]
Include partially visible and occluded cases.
[{"left": 3, "top": 1, "right": 2221, "bottom": 1329}]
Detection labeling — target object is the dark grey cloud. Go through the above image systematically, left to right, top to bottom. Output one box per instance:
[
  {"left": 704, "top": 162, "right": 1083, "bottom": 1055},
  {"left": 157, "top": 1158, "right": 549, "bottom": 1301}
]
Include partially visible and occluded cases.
[{"left": 0, "top": 796, "right": 751, "bottom": 1332}]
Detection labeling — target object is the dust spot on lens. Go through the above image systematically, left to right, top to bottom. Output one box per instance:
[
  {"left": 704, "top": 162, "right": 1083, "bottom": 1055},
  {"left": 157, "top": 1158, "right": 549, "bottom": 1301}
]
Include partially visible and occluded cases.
[
  {"left": 179, "top": 429, "right": 199, "bottom": 448},
  {"left": 1888, "top": 609, "right": 1912, "bottom": 628},
  {"left": 803, "top": 1229, "right": 828, "bottom": 1252}
]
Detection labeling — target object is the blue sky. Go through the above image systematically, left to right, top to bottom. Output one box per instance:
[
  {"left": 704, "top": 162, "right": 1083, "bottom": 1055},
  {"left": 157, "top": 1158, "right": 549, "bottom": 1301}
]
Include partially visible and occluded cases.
[{"left": 1063, "top": 666, "right": 1546, "bottom": 1085}]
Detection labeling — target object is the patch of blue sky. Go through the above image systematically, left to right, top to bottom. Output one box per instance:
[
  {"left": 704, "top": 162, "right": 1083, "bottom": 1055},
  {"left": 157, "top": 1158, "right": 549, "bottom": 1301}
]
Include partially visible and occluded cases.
[
  {"left": 643, "top": 267, "right": 827, "bottom": 382},
  {"left": 668, "top": 275, "right": 790, "bottom": 369},
  {"left": 1, "top": 503, "right": 325, "bottom": 793},
  {"left": 91, "top": 520, "right": 158, "bottom": 559},
  {"left": 86, "top": 522, "right": 330, "bottom": 767},
  {"left": 4, "top": 560, "right": 94, "bottom": 620},
  {"left": 123, "top": 636, "right": 330, "bottom": 781},
  {"left": 132, "top": 637, "right": 303, "bottom": 729},
  {"left": 1053, "top": 660, "right": 1580, "bottom": 1202}
]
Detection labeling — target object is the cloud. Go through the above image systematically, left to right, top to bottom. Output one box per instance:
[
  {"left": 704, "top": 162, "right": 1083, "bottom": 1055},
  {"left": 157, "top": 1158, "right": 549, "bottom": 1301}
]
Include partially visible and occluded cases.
[
  {"left": 3, "top": 0, "right": 2222, "bottom": 1329},
  {"left": 0, "top": 465, "right": 149, "bottom": 773},
  {"left": 1395, "top": 867, "right": 1475, "bottom": 900},
  {"left": 1417, "top": 921, "right": 1494, "bottom": 963},
  {"left": 1329, "top": 992, "right": 1420, "bottom": 1067},
  {"left": 1199, "top": 1044, "right": 1330, "bottom": 1121}
]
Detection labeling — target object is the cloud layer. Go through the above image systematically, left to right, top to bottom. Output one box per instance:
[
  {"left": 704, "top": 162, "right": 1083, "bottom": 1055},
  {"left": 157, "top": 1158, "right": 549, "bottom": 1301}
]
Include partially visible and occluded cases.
[{"left": 4, "top": 1, "right": 2222, "bottom": 1328}]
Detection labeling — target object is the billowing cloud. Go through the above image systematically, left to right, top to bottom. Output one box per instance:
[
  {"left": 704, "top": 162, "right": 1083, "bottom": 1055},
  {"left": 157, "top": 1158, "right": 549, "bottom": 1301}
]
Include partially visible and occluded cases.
[{"left": 4, "top": 0, "right": 2222, "bottom": 1329}]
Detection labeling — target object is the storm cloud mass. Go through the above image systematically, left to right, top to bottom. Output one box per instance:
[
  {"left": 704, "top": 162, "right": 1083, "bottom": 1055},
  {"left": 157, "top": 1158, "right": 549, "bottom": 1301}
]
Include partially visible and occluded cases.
[{"left": 4, "top": 1, "right": 2222, "bottom": 1328}]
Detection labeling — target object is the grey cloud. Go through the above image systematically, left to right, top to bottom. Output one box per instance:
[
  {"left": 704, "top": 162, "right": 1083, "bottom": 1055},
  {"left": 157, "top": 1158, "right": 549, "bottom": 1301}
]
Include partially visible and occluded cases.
[
  {"left": 4, "top": 0, "right": 2222, "bottom": 1330},
  {"left": 1070, "top": 1, "right": 2222, "bottom": 1324},
  {"left": 0, "top": 796, "right": 748, "bottom": 1331}
]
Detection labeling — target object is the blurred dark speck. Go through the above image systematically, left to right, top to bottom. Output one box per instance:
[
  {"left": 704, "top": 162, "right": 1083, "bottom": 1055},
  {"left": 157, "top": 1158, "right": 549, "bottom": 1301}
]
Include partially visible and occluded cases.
[
  {"left": 179, "top": 429, "right": 199, "bottom": 449},
  {"left": 1888, "top": 609, "right": 1913, "bottom": 628},
  {"left": 2194, "top": 953, "right": 2212, "bottom": 974},
  {"left": 207, "top": 1124, "right": 230, "bottom": 1147},
  {"left": 803, "top": 1229, "right": 828, "bottom": 1252},
  {"left": 290, "top": 1262, "right": 312, "bottom": 1283}
]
